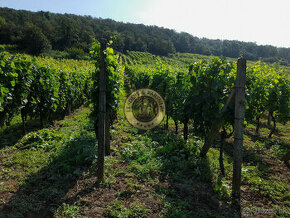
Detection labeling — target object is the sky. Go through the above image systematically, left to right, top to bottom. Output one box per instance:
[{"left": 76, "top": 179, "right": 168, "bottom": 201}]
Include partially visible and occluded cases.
[{"left": 0, "top": 0, "right": 289, "bottom": 48}]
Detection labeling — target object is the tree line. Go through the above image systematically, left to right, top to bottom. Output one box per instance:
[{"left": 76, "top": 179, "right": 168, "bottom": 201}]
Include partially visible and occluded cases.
[{"left": 0, "top": 7, "right": 290, "bottom": 66}]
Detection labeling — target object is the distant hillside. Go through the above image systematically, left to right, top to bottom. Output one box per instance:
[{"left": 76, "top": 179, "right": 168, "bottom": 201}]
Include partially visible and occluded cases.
[{"left": 0, "top": 7, "right": 290, "bottom": 65}]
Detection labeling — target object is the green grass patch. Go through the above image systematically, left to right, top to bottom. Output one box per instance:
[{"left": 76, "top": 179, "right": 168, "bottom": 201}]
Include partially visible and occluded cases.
[{"left": 105, "top": 199, "right": 150, "bottom": 218}]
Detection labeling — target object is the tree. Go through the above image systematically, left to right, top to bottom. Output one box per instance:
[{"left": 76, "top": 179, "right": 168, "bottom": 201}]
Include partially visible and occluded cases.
[
  {"left": 0, "top": 7, "right": 290, "bottom": 65},
  {"left": 19, "top": 24, "right": 51, "bottom": 55}
]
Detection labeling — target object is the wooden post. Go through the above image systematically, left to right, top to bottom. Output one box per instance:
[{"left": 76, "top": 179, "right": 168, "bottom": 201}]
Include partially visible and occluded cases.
[
  {"left": 97, "top": 41, "right": 107, "bottom": 181},
  {"left": 232, "top": 57, "right": 246, "bottom": 212},
  {"left": 105, "top": 111, "right": 111, "bottom": 156}
]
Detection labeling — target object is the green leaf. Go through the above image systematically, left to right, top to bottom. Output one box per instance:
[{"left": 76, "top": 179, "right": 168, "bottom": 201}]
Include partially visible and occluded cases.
[{"left": 10, "top": 80, "right": 16, "bottom": 87}]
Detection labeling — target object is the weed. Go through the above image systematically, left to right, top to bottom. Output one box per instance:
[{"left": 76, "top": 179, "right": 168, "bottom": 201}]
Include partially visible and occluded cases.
[
  {"left": 15, "top": 129, "right": 61, "bottom": 151},
  {"left": 242, "top": 166, "right": 289, "bottom": 203},
  {"left": 100, "top": 175, "right": 117, "bottom": 188},
  {"left": 213, "top": 178, "right": 231, "bottom": 199},
  {"left": 0, "top": 182, "right": 7, "bottom": 191},
  {"left": 105, "top": 200, "right": 150, "bottom": 218},
  {"left": 163, "top": 200, "right": 193, "bottom": 218},
  {"left": 54, "top": 203, "right": 81, "bottom": 218}
]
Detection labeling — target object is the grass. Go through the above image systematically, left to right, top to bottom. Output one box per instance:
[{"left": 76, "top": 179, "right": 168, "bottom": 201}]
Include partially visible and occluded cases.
[
  {"left": 0, "top": 105, "right": 289, "bottom": 217},
  {"left": 0, "top": 107, "right": 97, "bottom": 217},
  {"left": 237, "top": 117, "right": 290, "bottom": 217},
  {"left": 105, "top": 199, "right": 150, "bottom": 218},
  {"left": 54, "top": 203, "right": 81, "bottom": 218}
]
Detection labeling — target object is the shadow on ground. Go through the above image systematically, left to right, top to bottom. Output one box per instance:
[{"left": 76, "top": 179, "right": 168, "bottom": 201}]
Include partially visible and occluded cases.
[
  {"left": 0, "top": 118, "right": 43, "bottom": 149},
  {"left": 144, "top": 128, "right": 239, "bottom": 217},
  {"left": 0, "top": 133, "right": 97, "bottom": 217}
]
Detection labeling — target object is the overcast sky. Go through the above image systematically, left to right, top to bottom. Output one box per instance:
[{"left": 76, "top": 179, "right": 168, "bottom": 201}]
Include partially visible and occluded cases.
[{"left": 0, "top": 0, "right": 289, "bottom": 48}]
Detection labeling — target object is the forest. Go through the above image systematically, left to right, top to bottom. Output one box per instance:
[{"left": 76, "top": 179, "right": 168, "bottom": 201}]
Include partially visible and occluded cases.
[{"left": 0, "top": 7, "right": 290, "bottom": 65}]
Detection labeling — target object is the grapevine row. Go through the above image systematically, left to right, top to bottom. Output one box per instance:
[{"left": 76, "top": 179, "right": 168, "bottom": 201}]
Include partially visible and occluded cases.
[
  {"left": 0, "top": 52, "right": 93, "bottom": 131},
  {"left": 125, "top": 57, "right": 290, "bottom": 140}
]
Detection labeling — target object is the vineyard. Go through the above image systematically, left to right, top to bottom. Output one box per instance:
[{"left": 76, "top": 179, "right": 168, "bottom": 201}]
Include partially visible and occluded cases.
[
  {"left": 0, "top": 43, "right": 289, "bottom": 217},
  {"left": 0, "top": 52, "right": 94, "bottom": 130}
]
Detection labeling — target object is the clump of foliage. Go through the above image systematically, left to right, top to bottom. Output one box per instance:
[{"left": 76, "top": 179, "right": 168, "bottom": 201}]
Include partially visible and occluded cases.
[{"left": 15, "top": 129, "right": 61, "bottom": 150}]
